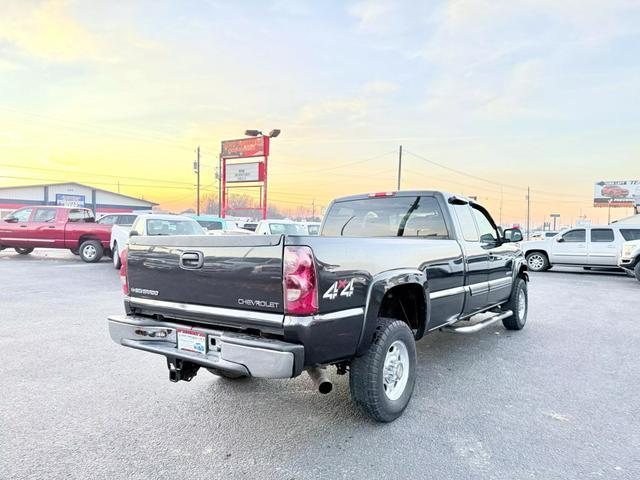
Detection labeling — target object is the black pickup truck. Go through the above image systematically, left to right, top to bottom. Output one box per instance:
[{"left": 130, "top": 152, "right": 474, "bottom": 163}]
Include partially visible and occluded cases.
[{"left": 109, "top": 191, "right": 528, "bottom": 422}]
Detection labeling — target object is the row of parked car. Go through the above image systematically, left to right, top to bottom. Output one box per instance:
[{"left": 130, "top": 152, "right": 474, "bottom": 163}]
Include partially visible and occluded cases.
[{"left": 0, "top": 205, "right": 321, "bottom": 266}]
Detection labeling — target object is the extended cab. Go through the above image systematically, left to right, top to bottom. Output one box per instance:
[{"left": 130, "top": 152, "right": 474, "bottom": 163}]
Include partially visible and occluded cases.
[
  {"left": 108, "top": 191, "right": 528, "bottom": 422},
  {"left": 0, "top": 206, "right": 113, "bottom": 262}
]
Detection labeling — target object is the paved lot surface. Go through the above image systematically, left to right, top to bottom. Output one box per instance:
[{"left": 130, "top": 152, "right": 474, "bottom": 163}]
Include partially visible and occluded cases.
[{"left": 1, "top": 249, "right": 639, "bottom": 479}]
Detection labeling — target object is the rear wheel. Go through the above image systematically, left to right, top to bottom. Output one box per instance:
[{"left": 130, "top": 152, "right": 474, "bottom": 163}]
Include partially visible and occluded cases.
[
  {"left": 79, "top": 240, "right": 103, "bottom": 263},
  {"left": 112, "top": 243, "right": 121, "bottom": 269},
  {"left": 15, "top": 247, "right": 34, "bottom": 255},
  {"left": 526, "top": 252, "right": 549, "bottom": 272},
  {"left": 635, "top": 263, "right": 640, "bottom": 282},
  {"left": 502, "top": 277, "right": 528, "bottom": 330},
  {"left": 349, "top": 318, "right": 417, "bottom": 422},
  {"left": 206, "top": 368, "right": 246, "bottom": 380}
]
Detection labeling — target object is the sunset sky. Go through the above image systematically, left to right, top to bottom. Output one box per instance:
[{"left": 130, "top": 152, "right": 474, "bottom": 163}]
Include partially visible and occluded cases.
[{"left": 1, "top": 0, "right": 638, "bottom": 226}]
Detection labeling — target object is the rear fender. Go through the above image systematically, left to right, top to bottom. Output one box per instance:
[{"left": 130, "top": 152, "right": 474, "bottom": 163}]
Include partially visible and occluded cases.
[{"left": 355, "top": 269, "right": 429, "bottom": 356}]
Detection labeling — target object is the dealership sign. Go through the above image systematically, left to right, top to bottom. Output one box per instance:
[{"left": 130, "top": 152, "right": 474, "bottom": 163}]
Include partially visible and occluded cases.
[
  {"left": 221, "top": 136, "right": 269, "bottom": 159},
  {"left": 225, "top": 162, "right": 264, "bottom": 183},
  {"left": 593, "top": 180, "right": 640, "bottom": 208},
  {"left": 56, "top": 194, "right": 85, "bottom": 208}
]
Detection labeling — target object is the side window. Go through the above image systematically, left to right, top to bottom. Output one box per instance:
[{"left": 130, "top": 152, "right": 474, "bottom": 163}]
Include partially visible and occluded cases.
[
  {"left": 400, "top": 196, "right": 449, "bottom": 238},
  {"left": 452, "top": 205, "right": 479, "bottom": 241},
  {"left": 471, "top": 207, "right": 498, "bottom": 243},
  {"left": 11, "top": 208, "right": 33, "bottom": 222},
  {"left": 33, "top": 208, "right": 57, "bottom": 223},
  {"left": 68, "top": 209, "right": 88, "bottom": 222},
  {"left": 98, "top": 215, "right": 117, "bottom": 225},
  {"left": 117, "top": 215, "right": 137, "bottom": 225},
  {"left": 561, "top": 229, "right": 585, "bottom": 242},
  {"left": 590, "top": 229, "right": 614, "bottom": 243},
  {"left": 620, "top": 229, "right": 640, "bottom": 241}
]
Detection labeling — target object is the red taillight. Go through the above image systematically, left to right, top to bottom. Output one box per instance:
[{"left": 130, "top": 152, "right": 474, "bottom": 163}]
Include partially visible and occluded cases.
[
  {"left": 368, "top": 191, "right": 396, "bottom": 197},
  {"left": 283, "top": 246, "right": 318, "bottom": 315},
  {"left": 120, "top": 247, "right": 129, "bottom": 294}
]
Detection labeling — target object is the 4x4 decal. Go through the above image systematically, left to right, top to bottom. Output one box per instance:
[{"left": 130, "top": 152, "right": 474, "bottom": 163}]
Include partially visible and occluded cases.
[{"left": 323, "top": 279, "right": 355, "bottom": 300}]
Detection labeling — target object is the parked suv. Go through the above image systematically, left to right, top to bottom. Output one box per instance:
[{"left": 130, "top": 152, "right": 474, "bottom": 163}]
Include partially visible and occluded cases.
[{"left": 523, "top": 225, "right": 640, "bottom": 271}]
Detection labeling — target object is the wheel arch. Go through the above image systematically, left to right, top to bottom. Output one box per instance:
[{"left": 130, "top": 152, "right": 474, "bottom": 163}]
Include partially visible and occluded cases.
[{"left": 356, "top": 269, "right": 429, "bottom": 356}]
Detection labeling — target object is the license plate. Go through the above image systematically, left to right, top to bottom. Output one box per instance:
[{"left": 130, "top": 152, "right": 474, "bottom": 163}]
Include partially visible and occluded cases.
[{"left": 177, "top": 329, "right": 206, "bottom": 354}]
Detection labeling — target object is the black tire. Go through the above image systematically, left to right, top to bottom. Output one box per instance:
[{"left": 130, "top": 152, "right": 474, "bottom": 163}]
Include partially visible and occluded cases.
[
  {"left": 79, "top": 240, "right": 103, "bottom": 263},
  {"left": 112, "top": 243, "right": 121, "bottom": 270},
  {"left": 15, "top": 247, "right": 34, "bottom": 255},
  {"left": 70, "top": 249, "right": 79, "bottom": 255},
  {"left": 526, "top": 252, "right": 549, "bottom": 272},
  {"left": 634, "top": 263, "right": 640, "bottom": 282},
  {"left": 502, "top": 277, "right": 528, "bottom": 330},
  {"left": 349, "top": 318, "right": 417, "bottom": 423},
  {"left": 206, "top": 368, "right": 246, "bottom": 380}
]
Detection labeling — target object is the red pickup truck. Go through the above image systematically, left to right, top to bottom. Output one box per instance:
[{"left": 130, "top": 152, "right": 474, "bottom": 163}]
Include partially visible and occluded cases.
[{"left": 0, "top": 206, "right": 113, "bottom": 262}]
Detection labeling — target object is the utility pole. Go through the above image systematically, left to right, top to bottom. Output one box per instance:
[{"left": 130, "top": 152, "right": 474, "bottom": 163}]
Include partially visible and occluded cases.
[
  {"left": 397, "top": 145, "right": 403, "bottom": 191},
  {"left": 194, "top": 146, "right": 201, "bottom": 215},
  {"left": 117, "top": 180, "right": 120, "bottom": 193},
  {"left": 499, "top": 186, "right": 503, "bottom": 226},
  {"left": 526, "top": 187, "right": 531, "bottom": 240},
  {"left": 312, "top": 198, "right": 316, "bottom": 219},
  {"left": 607, "top": 199, "right": 612, "bottom": 225}
]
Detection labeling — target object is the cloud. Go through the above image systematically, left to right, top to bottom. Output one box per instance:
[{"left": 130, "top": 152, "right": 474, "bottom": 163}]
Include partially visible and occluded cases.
[
  {"left": 0, "top": 0, "right": 103, "bottom": 62},
  {"left": 348, "top": 1, "right": 396, "bottom": 33},
  {"left": 363, "top": 80, "right": 397, "bottom": 95}
]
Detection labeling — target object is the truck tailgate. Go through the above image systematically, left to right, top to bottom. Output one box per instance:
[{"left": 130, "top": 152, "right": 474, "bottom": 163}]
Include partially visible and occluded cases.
[{"left": 126, "top": 235, "right": 284, "bottom": 319}]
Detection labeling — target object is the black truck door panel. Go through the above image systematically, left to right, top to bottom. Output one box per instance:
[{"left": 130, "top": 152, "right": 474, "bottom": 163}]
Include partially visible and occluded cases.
[{"left": 450, "top": 204, "right": 489, "bottom": 314}]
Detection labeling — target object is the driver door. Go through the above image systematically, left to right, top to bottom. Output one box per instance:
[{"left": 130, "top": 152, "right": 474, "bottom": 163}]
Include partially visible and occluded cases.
[{"left": 550, "top": 229, "right": 587, "bottom": 264}]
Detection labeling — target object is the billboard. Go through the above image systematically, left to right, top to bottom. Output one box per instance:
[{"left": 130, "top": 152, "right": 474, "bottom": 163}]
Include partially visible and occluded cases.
[
  {"left": 221, "top": 136, "right": 269, "bottom": 159},
  {"left": 225, "top": 162, "right": 264, "bottom": 183},
  {"left": 593, "top": 180, "right": 640, "bottom": 208},
  {"left": 56, "top": 194, "right": 85, "bottom": 208}
]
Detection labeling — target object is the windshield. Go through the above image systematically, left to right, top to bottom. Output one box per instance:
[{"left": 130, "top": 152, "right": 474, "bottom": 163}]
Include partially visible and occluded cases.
[
  {"left": 322, "top": 196, "right": 449, "bottom": 238},
  {"left": 146, "top": 219, "right": 204, "bottom": 236},
  {"left": 197, "top": 220, "right": 223, "bottom": 230},
  {"left": 268, "top": 223, "right": 307, "bottom": 235},
  {"left": 307, "top": 224, "right": 320, "bottom": 235}
]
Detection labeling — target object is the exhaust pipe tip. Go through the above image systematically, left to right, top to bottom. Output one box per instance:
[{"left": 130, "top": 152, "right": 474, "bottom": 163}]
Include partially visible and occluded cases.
[
  {"left": 307, "top": 367, "right": 333, "bottom": 394},
  {"left": 318, "top": 380, "right": 333, "bottom": 394}
]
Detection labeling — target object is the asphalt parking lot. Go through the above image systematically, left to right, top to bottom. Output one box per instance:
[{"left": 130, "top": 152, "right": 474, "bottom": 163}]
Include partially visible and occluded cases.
[{"left": 1, "top": 249, "right": 639, "bottom": 480}]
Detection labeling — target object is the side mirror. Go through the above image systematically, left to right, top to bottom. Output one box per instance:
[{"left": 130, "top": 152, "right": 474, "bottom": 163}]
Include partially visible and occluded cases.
[
  {"left": 4, "top": 216, "right": 17, "bottom": 223},
  {"left": 503, "top": 228, "right": 523, "bottom": 242},
  {"left": 129, "top": 230, "right": 140, "bottom": 238},
  {"left": 556, "top": 237, "right": 565, "bottom": 243}
]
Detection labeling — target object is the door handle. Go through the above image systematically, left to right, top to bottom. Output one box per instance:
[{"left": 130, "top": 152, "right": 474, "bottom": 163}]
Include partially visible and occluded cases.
[
  {"left": 19, "top": 225, "right": 28, "bottom": 228},
  {"left": 47, "top": 226, "right": 56, "bottom": 229},
  {"left": 180, "top": 251, "right": 204, "bottom": 270}
]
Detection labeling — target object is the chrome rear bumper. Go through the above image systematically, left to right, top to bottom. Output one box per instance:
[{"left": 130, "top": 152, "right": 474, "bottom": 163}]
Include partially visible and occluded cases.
[{"left": 108, "top": 314, "right": 303, "bottom": 378}]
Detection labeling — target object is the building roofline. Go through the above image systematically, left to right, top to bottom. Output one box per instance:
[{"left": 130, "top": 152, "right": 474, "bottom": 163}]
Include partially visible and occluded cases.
[{"left": 0, "top": 182, "right": 158, "bottom": 206}]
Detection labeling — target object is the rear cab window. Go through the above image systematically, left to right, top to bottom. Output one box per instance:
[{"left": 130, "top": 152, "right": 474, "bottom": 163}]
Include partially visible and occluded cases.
[
  {"left": 322, "top": 196, "right": 449, "bottom": 238},
  {"left": 68, "top": 209, "right": 94, "bottom": 223},
  {"left": 268, "top": 223, "right": 308, "bottom": 235}
]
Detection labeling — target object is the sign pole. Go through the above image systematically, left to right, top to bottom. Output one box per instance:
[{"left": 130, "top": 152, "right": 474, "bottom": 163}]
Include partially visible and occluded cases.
[
  {"left": 262, "top": 136, "right": 270, "bottom": 220},
  {"left": 221, "top": 158, "right": 227, "bottom": 218}
]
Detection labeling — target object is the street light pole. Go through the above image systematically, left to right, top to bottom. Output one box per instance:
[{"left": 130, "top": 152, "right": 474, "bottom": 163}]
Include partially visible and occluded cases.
[
  {"left": 397, "top": 145, "right": 403, "bottom": 191},
  {"left": 196, "top": 146, "right": 201, "bottom": 215}
]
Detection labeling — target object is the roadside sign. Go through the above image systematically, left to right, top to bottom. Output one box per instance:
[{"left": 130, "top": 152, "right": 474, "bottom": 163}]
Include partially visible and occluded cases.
[
  {"left": 221, "top": 136, "right": 269, "bottom": 159},
  {"left": 225, "top": 162, "right": 264, "bottom": 183},
  {"left": 594, "top": 180, "right": 640, "bottom": 208}
]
